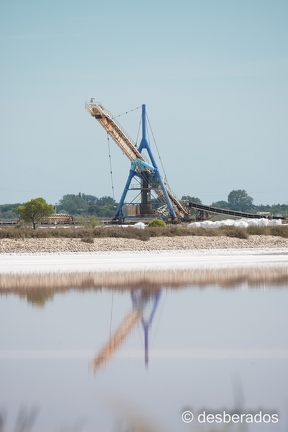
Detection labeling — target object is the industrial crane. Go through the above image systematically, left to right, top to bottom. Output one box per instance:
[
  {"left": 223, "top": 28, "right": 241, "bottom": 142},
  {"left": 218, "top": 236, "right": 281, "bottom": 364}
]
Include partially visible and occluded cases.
[{"left": 85, "top": 102, "right": 189, "bottom": 222}]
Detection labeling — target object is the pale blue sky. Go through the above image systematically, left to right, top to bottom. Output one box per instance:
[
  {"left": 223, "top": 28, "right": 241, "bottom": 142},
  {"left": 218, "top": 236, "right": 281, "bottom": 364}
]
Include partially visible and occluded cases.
[{"left": 1, "top": 0, "right": 287, "bottom": 206}]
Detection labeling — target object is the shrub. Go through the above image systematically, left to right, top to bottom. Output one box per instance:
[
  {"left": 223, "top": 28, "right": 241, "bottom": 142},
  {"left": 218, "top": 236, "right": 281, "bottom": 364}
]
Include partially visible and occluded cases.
[
  {"left": 76, "top": 215, "right": 100, "bottom": 228},
  {"left": 148, "top": 218, "right": 166, "bottom": 227},
  {"left": 246, "top": 225, "right": 288, "bottom": 238},
  {"left": 270, "top": 225, "right": 288, "bottom": 238},
  {"left": 246, "top": 226, "right": 266, "bottom": 235},
  {"left": 147, "top": 227, "right": 168, "bottom": 237},
  {"left": 186, "top": 227, "right": 220, "bottom": 237},
  {"left": 224, "top": 227, "right": 249, "bottom": 239},
  {"left": 132, "top": 229, "right": 151, "bottom": 241}
]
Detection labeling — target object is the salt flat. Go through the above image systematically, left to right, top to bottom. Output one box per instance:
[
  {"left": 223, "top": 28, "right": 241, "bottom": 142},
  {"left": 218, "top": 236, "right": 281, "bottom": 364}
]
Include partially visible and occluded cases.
[{"left": 0, "top": 248, "right": 288, "bottom": 274}]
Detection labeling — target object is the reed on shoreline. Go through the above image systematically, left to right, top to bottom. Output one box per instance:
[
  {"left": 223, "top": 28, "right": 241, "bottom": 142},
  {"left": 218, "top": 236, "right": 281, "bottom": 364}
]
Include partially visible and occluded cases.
[{"left": 1, "top": 266, "right": 288, "bottom": 293}]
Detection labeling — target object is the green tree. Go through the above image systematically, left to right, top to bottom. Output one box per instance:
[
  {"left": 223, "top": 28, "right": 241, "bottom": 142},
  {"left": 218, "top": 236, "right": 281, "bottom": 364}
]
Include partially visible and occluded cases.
[
  {"left": 227, "top": 190, "right": 254, "bottom": 211},
  {"left": 58, "top": 193, "right": 117, "bottom": 216},
  {"left": 81, "top": 193, "right": 98, "bottom": 206},
  {"left": 58, "top": 194, "right": 89, "bottom": 214},
  {"left": 97, "top": 196, "right": 116, "bottom": 206},
  {"left": 18, "top": 198, "right": 55, "bottom": 229},
  {"left": 211, "top": 200, "right": 229, "bottom": 209},
  {"left": 96, "top": 204, "right": 116, "bottom": 218}
]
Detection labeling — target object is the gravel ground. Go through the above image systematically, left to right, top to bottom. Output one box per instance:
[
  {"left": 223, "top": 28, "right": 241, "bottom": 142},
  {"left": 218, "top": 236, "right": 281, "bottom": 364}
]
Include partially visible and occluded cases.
[{"left": 0, "top": 235, "right": 288, "bottom": 253}]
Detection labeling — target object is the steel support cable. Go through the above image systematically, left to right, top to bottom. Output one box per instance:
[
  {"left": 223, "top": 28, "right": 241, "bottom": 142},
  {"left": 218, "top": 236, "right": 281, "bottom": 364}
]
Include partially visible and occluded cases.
[
  {"left": 114, "top": 105, "right": 141, "bottom": 118},
  {"left": 146, "top": 114, "right": 169, "bottom": 184},
  {"left": 146, "top": 114, "right": 186, "bottom": 215},
  {"left": 142, "top": 120, "right": 176, "bottom": 207},
  {"left": 107, "top": 133, "right": 115, "bottom": 200}
]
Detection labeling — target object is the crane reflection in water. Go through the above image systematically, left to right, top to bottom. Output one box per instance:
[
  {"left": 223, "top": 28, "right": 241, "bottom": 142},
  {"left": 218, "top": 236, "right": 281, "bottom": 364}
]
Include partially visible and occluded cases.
[{"left": 90, "top": 290, "right": 162, "bottom": 372}]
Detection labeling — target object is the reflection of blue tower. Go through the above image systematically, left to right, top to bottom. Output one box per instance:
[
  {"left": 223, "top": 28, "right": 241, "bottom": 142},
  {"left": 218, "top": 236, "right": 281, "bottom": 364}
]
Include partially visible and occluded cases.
[
  {"left": 91, "top": 289, "right": 162, "bottom": 372},
  {"left": 131, "top": 290, "right": 162, "bottom": 367}
]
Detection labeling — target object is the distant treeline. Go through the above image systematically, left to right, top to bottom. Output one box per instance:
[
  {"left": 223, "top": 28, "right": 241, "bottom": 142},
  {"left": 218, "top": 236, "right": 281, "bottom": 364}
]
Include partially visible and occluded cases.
[
  {"left": 1, "top": 190, "right": 288, "bottom": 219},
  {"left": 183, "top": 191, "right": 288, "bottom": 217},
  {"left": 0, "top": 194, "right": 117, "bottom": 219},
  {"left": 211, "top": 201, "right": 288, "bottom": 217},
  {"left": 0, "top": 203, "right": 22, "bottom": 220}
]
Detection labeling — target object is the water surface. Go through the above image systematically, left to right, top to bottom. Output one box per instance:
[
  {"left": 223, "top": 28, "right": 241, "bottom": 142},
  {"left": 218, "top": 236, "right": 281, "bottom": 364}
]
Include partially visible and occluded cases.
[{"left": 0, "top": 273, "right": 287, "bottom": 431}]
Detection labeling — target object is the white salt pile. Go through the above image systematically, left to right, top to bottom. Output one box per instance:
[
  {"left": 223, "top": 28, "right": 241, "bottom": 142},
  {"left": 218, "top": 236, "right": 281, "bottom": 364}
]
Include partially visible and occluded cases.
[{"left": 187, "top": 218, "right": 282, "bottom": 229}]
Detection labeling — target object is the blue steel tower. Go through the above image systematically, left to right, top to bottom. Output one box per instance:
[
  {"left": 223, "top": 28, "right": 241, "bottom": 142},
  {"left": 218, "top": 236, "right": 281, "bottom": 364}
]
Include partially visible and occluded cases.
[{"left": 114, "top": 104, "right": 176, "bottom": 220}]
